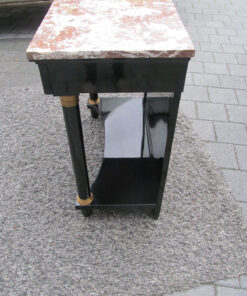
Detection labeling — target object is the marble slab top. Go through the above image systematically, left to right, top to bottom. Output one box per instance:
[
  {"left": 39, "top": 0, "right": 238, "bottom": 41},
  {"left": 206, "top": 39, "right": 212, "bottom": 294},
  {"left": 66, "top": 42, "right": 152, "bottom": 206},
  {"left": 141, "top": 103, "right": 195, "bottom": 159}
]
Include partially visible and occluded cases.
[{"left": 26, "top": 0, "right": 195, "bottom": 61}]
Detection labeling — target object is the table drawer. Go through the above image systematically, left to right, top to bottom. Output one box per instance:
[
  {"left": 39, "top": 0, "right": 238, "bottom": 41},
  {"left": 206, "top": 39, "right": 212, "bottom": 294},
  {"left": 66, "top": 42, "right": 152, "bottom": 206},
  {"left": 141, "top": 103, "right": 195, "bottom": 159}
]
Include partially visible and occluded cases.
[{"left": 38, "top": 58, "right": 189, "bottom": 96}]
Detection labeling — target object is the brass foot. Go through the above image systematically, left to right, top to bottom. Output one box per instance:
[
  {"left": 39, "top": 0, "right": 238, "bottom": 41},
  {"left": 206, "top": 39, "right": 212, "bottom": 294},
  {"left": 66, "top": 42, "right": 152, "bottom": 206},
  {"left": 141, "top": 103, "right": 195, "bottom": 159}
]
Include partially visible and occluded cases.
[{"left": 76, "top": 193, "right": 94, "bottom": 206}]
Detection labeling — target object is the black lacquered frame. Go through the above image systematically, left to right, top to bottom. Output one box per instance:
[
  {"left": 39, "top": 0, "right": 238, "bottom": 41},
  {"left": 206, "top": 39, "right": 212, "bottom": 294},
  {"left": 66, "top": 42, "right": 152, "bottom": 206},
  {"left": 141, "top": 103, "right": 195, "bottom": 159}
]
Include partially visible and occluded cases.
[{"left": 36, "top": 57, "right": 190, "bottom": 219}]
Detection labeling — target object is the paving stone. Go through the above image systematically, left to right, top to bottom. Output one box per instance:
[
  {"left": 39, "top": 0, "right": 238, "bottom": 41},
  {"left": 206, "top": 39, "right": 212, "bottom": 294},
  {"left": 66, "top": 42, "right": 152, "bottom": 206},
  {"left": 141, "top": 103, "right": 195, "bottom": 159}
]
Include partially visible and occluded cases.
[
  {"left": 187, "top": 8, "right": 203, "bottom": 14},
  {"left": 203, "top": 8, "right": 221, "bottom": 15},
  {"left": 217, "top": 9, "right": 237, "bottom": 16},
  {"left": 238, "top": 9, "right": 247, "bottom": 17},
  {"left": 179, "top": 13, "right": 194, "bottom": 22},
  {"left": 194, "top": 14, "right": 213, "bottom": 21},
  {"left": 212, "top": 14, "right": 231, "bottom": 22},
  {"left": 232, "top": 16, "right": 247, "bottom": 24},
  {"left": 187, "top": 19, "right": 206, "bottom": 27},
  {"left": 206, "top": 21, "right": 225, "bottom": 28},
  {"left": 225, "top": 21, "right": 245, "bottom": 30},
  {"left": 185, "top": 26, "right": 198, "bottom": 34},
  {"left": 197, "top": 27, "right": 216, "bottom": 35},
  {"left": 216, "top": 28, "right": 237, "bottom": 36},
  {"left": 236, "top": 29, "right": 247, "bottom": 37},
  {"left": 0, "top": 32, "right": 16, "bottom": 39},
  {"left": 190, "top": 33, "right": 209, "bottom": 42},
  {"left": 210, "top": 35, "right": 230, "bottom": 44},
  {"left": 230, "top": 36, "right": 247, "bottom": 45},
  {"left": 14, "top": 38, "right": 32, "bottom": 50},
  {"left": 0, "top": 39, "right": 19, "bottom": 50},
  {"left": 191, "top": 41, "right": 200, "bottom": 51},
  {"left": 200, "top": 42, "right": 222, "bottom": 52},
  {"left": 222, "top": 44, "right": 245, "bottom": 54},
  {"left": 244, "top": 45, "right": 247, "bottom": 55},
  {"left": 0, "top": 48, "right": 21, "bottom": 61},
  {"left": 193, "top": 51, "right": 214, "bottom": 62},
  {"left": 213, "top": 53, "right": 237, "bottom": 64},
  {"left": 236, "top": 55, "right": 247, "bottom": 65},
  {"left": 0, "top": 61, "right": 38, "bottom": 74},
  {"left": 0, "top": 61, "right": 24, "bottom": 73},
  {"left": 187, "top": 61, "right": 204, "bottom": 73},
  {"left": 204, "top": 63, "right": 228, "bottom": 75},
  {"left": 228, "top": 64, "right": 247, "bottom": 77},
  {"left": 0, "top": 72, "right": 40, "bottom": 87},
  {"left": 185, "top": 73, "right": 193, "bottom": 85},
  {"left": 193, "top": 73, "right": 220, "bottom": 87},
  {"left": 219, "top": 75, "right": 247, "bottom": 90},
  {"left": 182, "top": 85, "right": 209, "bottom": 102},
  {"left": 208, "top": 87, "right": 238, "bottom": 104},
  {"left": 236, "top": 90, "right": 247, "bottom": 105},
  {"left": 180, "top": 101, "right": 197, "bottom": 118},
  {"left": 197, "top": 102, "right": 227, "bottom": 121},
  {"left": 227, "top": 105, "right": 247, "bottom": 123},
  {"left": 191, "top": 119, "right": 216, "bottom": 141},
  {"left": 214, "top": 122, "right": 247, "bottom": 145},
  {"left": 205, "top": 143, "right": 238, "bottom": 169},
  {"left": 235, "top": 145, "right": 247, "bottom": 170},
  {"left": 223, "top": 170, "right": 247, "bottom": 202},
  {"left": 240, "top": 275, "right": 247, "bottom": 289},
  {"left": 216, "top": 277, "right": 240, "bottom": 288},
  {"left": 165, "top": 285, "right": 215, "bottom": 296},
  {"left": 217, "top": 286, "right": 247, "bottom": 296}
]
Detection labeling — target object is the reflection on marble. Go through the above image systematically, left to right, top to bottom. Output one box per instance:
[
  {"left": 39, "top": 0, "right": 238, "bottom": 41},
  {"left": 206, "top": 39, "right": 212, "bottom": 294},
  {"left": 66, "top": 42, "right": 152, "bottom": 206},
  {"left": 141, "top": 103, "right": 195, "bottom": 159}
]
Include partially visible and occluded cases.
[{"left": 27, "top": 0, "right": 195, "bottom": 60}]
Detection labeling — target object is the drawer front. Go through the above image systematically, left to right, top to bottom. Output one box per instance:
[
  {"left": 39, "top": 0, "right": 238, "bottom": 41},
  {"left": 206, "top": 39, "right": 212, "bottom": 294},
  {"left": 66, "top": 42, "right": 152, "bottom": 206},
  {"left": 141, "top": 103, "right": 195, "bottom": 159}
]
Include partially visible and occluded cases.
[{"left": 38, "top": 58, "right": 189, "bottom": 96}]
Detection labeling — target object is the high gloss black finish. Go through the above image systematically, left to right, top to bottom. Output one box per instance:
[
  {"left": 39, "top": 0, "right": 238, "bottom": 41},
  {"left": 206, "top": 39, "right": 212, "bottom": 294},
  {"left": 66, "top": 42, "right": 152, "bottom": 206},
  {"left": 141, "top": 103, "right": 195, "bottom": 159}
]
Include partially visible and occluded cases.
[
  {"left": 36, "top": 57, "right": 190, "bottom": 219},
  {"left": 37, "top": 58, "right": 189, "bottom": 95},
  {"left": 88, "top": 92, "right": 99, "bottom": 118},
  {"left": 153, "top": 93, "right": 181, "bottom": 219},
  {"left": 75, "top": 95, "right": 173, "bottom": 217},
  {"left": 102, "top": 96, "right": 169, "bottom": 158},
  {"left": 62, "top": 103, "right": 91, "bottom": 200},
  {"left": 91, "top": 158, "right": 163, "bottom": 207}
]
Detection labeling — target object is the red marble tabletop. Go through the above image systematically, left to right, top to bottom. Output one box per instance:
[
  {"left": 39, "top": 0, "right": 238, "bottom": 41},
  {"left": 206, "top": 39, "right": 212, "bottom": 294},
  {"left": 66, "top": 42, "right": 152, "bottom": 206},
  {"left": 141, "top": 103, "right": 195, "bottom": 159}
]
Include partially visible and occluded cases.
[{"left": 26, "top": 0, "right": 195, "bottom": 60}]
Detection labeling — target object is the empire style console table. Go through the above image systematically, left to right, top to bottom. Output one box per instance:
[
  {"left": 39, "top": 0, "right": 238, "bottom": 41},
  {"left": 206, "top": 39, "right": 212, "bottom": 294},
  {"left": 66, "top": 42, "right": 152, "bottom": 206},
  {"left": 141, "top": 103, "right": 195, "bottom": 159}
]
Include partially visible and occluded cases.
[{"left": 26, "top": 0, "right": 195, "bottom": 219}]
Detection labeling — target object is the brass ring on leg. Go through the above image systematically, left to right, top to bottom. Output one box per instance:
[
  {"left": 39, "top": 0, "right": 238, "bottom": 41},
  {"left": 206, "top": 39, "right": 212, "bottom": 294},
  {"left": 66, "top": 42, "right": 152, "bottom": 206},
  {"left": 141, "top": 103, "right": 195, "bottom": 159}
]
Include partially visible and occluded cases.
[
  {"left": 60, "top": 96, "right": 79, "bottom": 107},
  {"left": 88, "top": 97, "right": 100, "bottom": 105},
  {"left": 76, "top": 193, "right": 94, "bottom": 206}
]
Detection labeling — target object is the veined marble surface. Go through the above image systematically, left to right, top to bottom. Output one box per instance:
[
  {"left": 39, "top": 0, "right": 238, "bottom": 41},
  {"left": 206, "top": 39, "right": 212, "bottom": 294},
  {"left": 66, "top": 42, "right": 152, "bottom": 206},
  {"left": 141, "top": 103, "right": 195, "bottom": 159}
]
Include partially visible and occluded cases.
[{"left": 26, "top": 0, "right": 195, "bottom": 60}]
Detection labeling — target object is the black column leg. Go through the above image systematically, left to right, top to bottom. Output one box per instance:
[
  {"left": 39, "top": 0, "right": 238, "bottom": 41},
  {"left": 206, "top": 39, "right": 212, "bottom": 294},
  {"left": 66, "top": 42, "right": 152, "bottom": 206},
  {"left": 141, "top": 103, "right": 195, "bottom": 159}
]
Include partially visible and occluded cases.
[
  {"left": 153, "top": 92, "right": 181, "bottom": 220},
  {"left": 87, "top": 93, "right": 100, "bottom": 119},
  {"left": 60, "top": 96, "right": 93, "bottom": 217}
]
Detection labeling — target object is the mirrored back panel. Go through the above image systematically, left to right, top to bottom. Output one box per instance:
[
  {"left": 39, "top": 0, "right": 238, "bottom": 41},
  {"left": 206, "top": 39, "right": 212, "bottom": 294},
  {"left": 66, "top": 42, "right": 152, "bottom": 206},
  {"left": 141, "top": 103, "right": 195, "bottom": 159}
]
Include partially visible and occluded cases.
[{"left": 90, "top": 93, "right": 174, "bottom": 206}]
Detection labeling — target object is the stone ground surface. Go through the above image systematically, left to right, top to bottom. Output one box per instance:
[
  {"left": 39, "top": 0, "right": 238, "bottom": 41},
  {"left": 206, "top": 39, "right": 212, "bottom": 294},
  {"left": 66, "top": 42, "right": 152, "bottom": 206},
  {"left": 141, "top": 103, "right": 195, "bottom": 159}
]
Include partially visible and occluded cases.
[{"left": 0, "top": 0, "right": 246, "bottom": 295}]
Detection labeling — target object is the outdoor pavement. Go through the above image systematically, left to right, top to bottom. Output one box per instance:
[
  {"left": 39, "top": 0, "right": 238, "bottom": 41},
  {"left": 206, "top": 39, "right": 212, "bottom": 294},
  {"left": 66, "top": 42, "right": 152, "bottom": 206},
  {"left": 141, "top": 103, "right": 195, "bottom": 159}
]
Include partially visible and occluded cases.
[{"left": 0, "top": 0, "right": 246, "bottom": 295}]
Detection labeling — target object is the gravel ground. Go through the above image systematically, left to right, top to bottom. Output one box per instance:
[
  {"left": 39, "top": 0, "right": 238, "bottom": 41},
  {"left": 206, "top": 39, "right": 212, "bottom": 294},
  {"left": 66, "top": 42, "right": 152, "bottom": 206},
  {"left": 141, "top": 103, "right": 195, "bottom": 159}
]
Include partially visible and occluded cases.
[{"left": 0, "top": 86, "right": 246, "bottom": 295}]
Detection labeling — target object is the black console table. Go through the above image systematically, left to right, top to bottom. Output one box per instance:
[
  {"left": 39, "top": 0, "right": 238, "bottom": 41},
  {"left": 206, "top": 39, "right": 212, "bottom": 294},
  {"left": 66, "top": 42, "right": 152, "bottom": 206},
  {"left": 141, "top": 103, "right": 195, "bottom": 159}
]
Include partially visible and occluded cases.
[{"left": 26, "top": 0, "right": 195, "bottom": 219}]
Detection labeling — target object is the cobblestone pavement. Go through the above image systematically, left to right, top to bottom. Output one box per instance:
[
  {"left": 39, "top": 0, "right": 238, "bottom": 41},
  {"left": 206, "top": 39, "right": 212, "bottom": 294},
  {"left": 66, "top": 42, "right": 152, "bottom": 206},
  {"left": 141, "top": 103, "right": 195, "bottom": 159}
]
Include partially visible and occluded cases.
[{"left": 0, "top": 1, "right": 246, "bottom": 295}]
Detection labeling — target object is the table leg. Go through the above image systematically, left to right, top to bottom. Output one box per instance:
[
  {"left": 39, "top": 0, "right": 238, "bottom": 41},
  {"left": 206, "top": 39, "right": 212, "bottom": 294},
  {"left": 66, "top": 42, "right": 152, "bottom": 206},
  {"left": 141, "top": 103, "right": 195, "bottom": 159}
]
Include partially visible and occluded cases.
[
  {"left": 153, "top": 92, "right": 181, "bottom": 219},
  {"left": 87, "top": 93, "right": 100, "bottom": 119},
  {"left": 60, "top": 95, "right": 93, "bottom": 217}
]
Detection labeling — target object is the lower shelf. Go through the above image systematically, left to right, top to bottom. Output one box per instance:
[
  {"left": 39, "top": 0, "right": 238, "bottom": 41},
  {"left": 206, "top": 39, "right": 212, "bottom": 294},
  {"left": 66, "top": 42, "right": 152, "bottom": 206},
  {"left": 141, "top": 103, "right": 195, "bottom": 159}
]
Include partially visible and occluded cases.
[{"left": 76, "top": 158, "right": 163, "bottom": 208}]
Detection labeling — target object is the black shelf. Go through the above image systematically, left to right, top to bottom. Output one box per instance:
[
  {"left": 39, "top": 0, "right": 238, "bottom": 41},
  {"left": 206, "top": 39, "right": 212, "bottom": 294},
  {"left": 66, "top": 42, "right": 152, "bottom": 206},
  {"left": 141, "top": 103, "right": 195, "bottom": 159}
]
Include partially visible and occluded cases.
[
  {"left": 76, "top": 96, "right": 169, "bottom": 209},
  {"left": 87, "top": 158, "right": 163, "bottom": 207}
]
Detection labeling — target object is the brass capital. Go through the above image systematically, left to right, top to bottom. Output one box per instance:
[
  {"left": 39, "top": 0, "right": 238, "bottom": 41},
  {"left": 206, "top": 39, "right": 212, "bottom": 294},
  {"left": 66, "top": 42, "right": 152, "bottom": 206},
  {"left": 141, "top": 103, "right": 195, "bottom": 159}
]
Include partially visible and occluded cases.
[
  {"left": 60, "top": 96, "right": 79, "bottom": 107},
  {"left": 76, "top": 193, "right": 94, "bottom": 206}
]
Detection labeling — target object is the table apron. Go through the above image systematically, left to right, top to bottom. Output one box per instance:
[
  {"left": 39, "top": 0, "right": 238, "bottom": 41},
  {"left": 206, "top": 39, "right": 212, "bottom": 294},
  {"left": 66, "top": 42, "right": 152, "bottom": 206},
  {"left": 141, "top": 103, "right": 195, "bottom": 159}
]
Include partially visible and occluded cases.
[{"left": 36, "top": 58, "right": 189, "bottom": 96}]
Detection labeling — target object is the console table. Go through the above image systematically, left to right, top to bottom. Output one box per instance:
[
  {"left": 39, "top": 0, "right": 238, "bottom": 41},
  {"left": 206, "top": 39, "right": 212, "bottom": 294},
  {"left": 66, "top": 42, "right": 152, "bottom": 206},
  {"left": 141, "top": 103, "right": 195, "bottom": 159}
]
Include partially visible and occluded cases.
[{"left": 26, "top": 0, "right": 195, "bottom": 219}]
